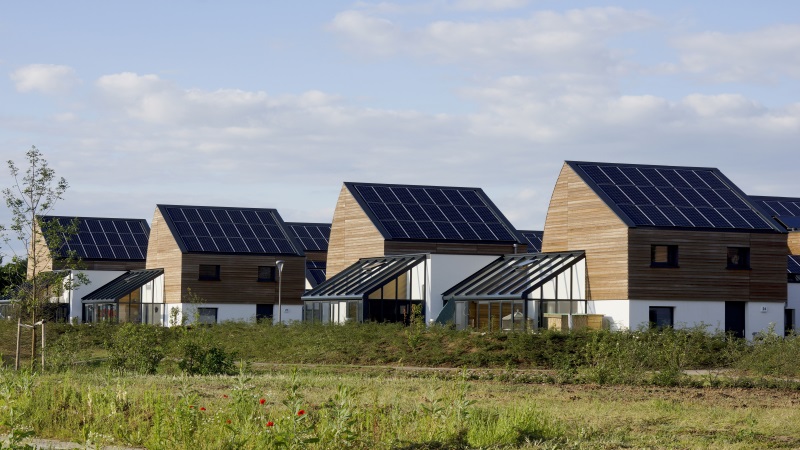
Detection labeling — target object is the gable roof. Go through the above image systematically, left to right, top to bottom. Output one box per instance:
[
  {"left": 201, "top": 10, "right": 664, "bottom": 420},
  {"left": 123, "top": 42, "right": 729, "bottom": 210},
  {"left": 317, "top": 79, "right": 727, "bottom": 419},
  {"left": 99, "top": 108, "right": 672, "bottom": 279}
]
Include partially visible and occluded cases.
[
  {"left": 567, "top": 161, "right": 781, "bottom": 232},
  {"left": 344, "top": 181, "right": 524, "bottom": 244},
  {"left": 750, "top": 196, "right": 800, "bottom": 231},
  {"left": 157, "top": 205, "right": 304, "bottom": 256},
  {"left": 40, "top": 216, "right": 150, "bottom": 261},
  {"left": 285, "top": 222, "right": 331, "bottom": 252},
  {"left": 518, "top": 230, "right": 543, "bottom": 252},
  {"left": 442, "top": 251, "right": 585, "bottom": 301},
  {"left": 302, "top": 254, "right": 426, "bottom": 301},
  {"left": 82, "top": 269, "right": 164, "bottom": 302}
]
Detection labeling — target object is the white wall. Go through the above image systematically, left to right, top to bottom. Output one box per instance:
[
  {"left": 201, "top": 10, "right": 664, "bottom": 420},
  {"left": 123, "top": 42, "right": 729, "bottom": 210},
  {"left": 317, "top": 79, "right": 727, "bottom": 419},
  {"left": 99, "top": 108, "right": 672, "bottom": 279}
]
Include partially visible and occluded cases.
[
  {"left": 427, "top": 254, "right": 499, "bottom": 322},
  {"left": 60, "top": 270, "right": 127, "bottom": 324},
  {"left": 789, "top": 284, "right": 800, "bottom": 333},
  {"left": 589, "top": 299, "right": 785, "bottom": 339},
  {"left": 274, "top": 304, "right": 303, "bottom": 324}
]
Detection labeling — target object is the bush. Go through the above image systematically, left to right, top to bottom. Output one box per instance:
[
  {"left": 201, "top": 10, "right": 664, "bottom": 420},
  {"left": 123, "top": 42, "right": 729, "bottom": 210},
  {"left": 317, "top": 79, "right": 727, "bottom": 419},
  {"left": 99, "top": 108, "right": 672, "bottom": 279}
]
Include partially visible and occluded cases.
[
  {"left": 107, "top": 323, "right": 164, "bottom": 374},
  {"left": 175, "top": 328, "right": 236, "bottom": 376}
]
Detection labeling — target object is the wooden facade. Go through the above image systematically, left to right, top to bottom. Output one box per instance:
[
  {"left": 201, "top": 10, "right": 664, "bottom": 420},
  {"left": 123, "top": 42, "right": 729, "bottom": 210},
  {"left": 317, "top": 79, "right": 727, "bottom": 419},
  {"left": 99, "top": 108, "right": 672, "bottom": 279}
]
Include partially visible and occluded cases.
[
  {"left": 542, "top": 162, "right": 787, "bottom": 303},
  {"left": 326, "top": 184, "right": 518, "bottom": 278},
  {"left": 145, "top": 207, "right": 306, "bottom": 306},
  {"left": 789, "top": 233, "right": 800, "bottom": 255}
]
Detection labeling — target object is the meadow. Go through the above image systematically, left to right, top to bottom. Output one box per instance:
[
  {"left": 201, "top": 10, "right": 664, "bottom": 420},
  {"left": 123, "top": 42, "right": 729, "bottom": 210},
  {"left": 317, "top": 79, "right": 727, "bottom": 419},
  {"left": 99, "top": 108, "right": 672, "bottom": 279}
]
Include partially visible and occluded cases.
[{"left": 2, "top": 321, "right": 800, "bottom": 449}]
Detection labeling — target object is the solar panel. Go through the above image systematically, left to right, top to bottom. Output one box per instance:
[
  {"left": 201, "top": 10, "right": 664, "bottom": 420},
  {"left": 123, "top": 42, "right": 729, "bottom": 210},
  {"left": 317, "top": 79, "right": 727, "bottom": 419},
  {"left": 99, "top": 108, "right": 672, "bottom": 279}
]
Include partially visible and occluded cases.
[
  {"left": 574, "top": 163, "right": 775, "bottom": 231},
  {"left": 349, "top": 182, "right": 521, "bottom": 243},
  {"left": 749, "top": 196, "right": 800, "bottom": 231},
  {"left": 162, "top": 205, "right": 303, "bottom": 255},
  {"left": 41, "top": 216, "right": 150, "bottom": 261},
  {"left": 284, "top": 223, "right": 331, "bottom": 252},
  {"left": 519, "top": 230, "right": 543, "bottom": 252},
  {"left": 789, "top": 256, "right": 800, "bottom": 275}
]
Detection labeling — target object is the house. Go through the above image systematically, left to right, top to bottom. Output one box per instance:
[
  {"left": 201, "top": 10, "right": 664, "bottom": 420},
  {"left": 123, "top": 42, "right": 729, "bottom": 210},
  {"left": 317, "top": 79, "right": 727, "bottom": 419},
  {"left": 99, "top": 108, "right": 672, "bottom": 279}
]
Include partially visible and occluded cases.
[
  {"left": 540, "top": 161, "right": 787, "bottom": 338},
  {"left": 303, "top": 182, "right": 526, "bottom": 323},
  {"left": 750, "top": 195, "right": 800, "bottom": 334},
  {"left": 145, "top": 204, "right": 306, "bottom": 324},
  {"left": 28, "top": 216, "right": 150, "bottom": 323},
  {"left": 285, "top": 222, "right": 331, "bottom": 289}
]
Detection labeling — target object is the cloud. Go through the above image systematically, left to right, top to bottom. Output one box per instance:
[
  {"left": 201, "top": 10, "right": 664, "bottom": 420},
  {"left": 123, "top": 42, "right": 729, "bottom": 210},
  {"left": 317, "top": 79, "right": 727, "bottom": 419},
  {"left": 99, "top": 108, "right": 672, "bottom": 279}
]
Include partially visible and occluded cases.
[
  {"left": 451, "top": 0, "right": 530, "bottom": 11},
  {"left": 329, "top": 7, "right": 657, "bottom": 72},
  {"left": 672, "top": 24, "right": 800, "bottom": 82},
  {"left": 9, "top": 64, "right": 79, "bottom": 94}
]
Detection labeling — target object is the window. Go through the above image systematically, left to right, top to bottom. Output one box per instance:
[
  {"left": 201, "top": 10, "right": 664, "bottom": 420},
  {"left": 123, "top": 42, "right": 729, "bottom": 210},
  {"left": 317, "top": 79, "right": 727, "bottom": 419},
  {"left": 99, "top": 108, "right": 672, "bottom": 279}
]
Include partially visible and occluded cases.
[
  {"left": 651, "top": 245, "right": 678, "bottom": 268},
  {"left": 726, "top": 247, "right": 750, "bottom": 270},
  {"left": 199, "top": 264, "right": 221, "bottom": 281},
  {"left": 258, "top": 266, "right": 276, "bottom": 282},
  {"left": 256, "top": 304, "right": 274, "bottom": 322},
  {"left": 649, "top": 306, "right": 674, "bottom": 329},
  {"left": 197, "top": 307, "right": 218, "bottom": 325}
]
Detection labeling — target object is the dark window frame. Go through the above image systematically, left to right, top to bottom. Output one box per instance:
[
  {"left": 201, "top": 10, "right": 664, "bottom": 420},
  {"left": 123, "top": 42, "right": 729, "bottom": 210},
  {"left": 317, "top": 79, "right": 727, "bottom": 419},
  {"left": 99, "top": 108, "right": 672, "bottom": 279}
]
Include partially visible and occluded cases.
[
  {"left": 650, "top": 244, "right": 679, "bottom": 268},
  {"left": 726, "top": 247, "right": 751, "bottom": 270},
  {"left": 198, "top": 264, "right": 221, "bottom": 281},
  {"left": 258, "top": 266, "right": 276, "bottom": 282},
  {"left": 649, "top": 306, "right": 674, "bottom": 329},
  {"left": 197, "top": 307, "right": 218, "bottom": 325}
]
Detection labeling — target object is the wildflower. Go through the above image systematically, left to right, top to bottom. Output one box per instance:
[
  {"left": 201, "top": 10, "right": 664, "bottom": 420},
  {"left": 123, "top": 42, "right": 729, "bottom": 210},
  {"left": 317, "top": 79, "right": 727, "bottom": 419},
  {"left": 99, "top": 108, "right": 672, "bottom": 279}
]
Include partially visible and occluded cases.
[
  {"left": 223, "top": 394, "right": 228, "bottom": 399},
  {"left": 259, "top": 398, "right": 266, "bottom": 405},
  {"left": 189, "top": 405, "right": 194, "bottom": 409},
  {"left": 200, "top": 407, "right": 206, "bottom": 411},
  {"left": 297, "top": 409, "right": 306, "bottom": 416},
  {"left": 226, "top": 420, "right": 231, "bottom": 424},
  {"left": 266, "top": 421, "right": 275, "bottom": 427}
]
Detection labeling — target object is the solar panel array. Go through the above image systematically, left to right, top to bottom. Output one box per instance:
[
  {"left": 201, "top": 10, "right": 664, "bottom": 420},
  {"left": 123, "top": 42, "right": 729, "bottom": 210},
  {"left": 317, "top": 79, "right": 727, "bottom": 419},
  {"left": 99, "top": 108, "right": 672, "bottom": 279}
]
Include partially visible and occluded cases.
[
  {"left": 574, "top": 163, "right": 774, "bottom": 230},
  {"left": 350, "top": 183, "right": 519, "bottom": 242},
  {"left": 750, "top": 196, "right": 800, "bottom": 230},
  {"left": 162, "top": 206, "right": 302, "bottom": 255},
  {"left": 44, "top": 216, "right": 149, "bottom": 260},
  {"left": 286, "top": 223, "right": 331, "bottom": 252},
  {"left": 519, "top": 230, "right": 543, "bottom": 252},
  {"left": 789, "top": 255, "right": 800, "bottom": 275},
  {"left": 306, "top": 260, "right": 326, "bottom": 286}
]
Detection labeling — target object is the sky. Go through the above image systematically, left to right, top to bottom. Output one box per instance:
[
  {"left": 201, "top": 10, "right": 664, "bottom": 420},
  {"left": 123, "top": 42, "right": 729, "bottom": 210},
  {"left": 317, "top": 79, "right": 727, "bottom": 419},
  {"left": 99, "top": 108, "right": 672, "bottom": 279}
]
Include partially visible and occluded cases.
[{"left": 1, "top": 0, "right": 799, "bottom": 255}]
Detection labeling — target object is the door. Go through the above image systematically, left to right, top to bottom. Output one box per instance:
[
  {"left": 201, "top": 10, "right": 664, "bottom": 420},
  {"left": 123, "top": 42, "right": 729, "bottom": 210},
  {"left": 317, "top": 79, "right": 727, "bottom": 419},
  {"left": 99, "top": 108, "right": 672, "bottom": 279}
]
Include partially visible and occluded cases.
[
  {"left": 725, "top": 301, "right": 746, "bottom": 339},
  {"left": 785, "top": 309, "right": 795, "bottom": 336}
]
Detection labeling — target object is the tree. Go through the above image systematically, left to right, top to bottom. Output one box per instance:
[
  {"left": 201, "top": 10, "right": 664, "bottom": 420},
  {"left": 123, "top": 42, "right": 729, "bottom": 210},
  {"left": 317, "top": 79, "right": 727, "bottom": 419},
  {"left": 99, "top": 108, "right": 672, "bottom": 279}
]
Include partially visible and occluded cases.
[{"left": 1, "top": 146, "right": 85, "bottom": 369}]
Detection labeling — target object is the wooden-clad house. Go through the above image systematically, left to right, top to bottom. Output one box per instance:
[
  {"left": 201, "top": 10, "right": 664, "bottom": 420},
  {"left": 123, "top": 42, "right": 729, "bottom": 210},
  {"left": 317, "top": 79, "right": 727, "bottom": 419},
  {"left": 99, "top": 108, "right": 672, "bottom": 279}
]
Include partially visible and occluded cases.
[
  {"left": 542, "top": 161, "right": 787, "bottom": 337},
  {"left": 303, "top": 182, "right": 526, "bottom": 323},
  {"left": 750, "top": 195, "right": 800, "bottom": 333},
  {"left": 146, "top": 205, "right": 306, "bottom": 324},
  {"left": 27, "top": 216, "right": 150, "bottom": 323},
  {"left": 285, "top": 222, "right": 331, "bottom": 289}
]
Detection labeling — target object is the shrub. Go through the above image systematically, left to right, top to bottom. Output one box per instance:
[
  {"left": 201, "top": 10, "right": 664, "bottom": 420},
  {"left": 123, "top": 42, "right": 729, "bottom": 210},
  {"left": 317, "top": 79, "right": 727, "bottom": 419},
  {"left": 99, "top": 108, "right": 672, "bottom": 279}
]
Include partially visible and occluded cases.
[
  {"left": 107, "top": 323, "right": 164, "bottom": 374},
  {"left": 175, "top": 328, "right": 236, "bottom": 376}
]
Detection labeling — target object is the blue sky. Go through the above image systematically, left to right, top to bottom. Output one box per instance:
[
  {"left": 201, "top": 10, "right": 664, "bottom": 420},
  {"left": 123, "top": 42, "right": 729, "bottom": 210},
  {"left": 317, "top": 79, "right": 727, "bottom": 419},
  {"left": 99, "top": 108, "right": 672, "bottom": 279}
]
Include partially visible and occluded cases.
[{"left": 1, "top": 0, "right": 799, "bottom": 255}]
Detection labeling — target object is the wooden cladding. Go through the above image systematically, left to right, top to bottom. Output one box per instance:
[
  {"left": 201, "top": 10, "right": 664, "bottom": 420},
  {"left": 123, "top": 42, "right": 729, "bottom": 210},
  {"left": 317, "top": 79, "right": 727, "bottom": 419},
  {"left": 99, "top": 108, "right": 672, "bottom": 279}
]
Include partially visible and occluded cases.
[
  {"left": 542, "top": 163, "right": 629, "bottom": 300},
  {"left": 326, "top": 185, "right": 386, "bottom": 277},
  {"left": 628, "top": 229, "right": 786, "bottom": 302},
  {"left": 789, "top": 233, "right": 800, "bottom": 255}
]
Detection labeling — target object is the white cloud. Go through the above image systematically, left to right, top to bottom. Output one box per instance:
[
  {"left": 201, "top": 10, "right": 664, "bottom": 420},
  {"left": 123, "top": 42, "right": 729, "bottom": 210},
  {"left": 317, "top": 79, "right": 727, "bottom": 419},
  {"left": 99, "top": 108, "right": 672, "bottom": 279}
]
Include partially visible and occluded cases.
[
  {"left": 451, "top": 0, "right": 530, "bottom": 11},
  {"left": 329, "top": 7, "right": 657, "bottom": 72},
  {"left": 673, "top": 25, "right": 800, "bottom": 82},
  {"left": 10, "top": 64, "right": 79, "bottom": 94}
]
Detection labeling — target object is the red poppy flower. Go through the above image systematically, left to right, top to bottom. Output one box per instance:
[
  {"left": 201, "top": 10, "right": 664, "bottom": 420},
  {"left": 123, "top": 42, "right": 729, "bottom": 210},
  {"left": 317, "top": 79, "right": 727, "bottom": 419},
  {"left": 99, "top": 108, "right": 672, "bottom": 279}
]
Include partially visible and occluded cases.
[
  {"left": 223, "top": 394, "right": 228, "bottom": 398},
  {"left": 259, "top": 398, "right": 266, "bottom": 405},
  {"left": 189, "top": 405, "right": 194, "bottom": 409},
  {"left": 200, "top": 407, "right": 206, "bottom": 411},
  {"left": 297, "top": 409, "right": 306, "bottom": 416},
  {"left": 226, "top": 419, "right": 231, "bottom": 424},
  {"left": 266, "top": 421, "right": 275, "bottom": 427}
]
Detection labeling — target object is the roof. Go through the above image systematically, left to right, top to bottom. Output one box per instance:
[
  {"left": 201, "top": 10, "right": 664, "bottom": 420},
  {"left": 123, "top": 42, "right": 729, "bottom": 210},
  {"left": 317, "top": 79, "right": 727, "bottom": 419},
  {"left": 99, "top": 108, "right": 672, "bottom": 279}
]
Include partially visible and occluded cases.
[
  {"left": 567, "top": 161, "right": 781, "bottom": 232},
  {"left": 344, "top": 182, "right": 524, "bottom": 244},
  {"left": 750, "top": 196, "right": 800, "bottom": 231},
  {"left": 157, "top": 205, "right": 304, "bottom": 256},
  {"left": 39, "top": 216, "right": 150, "bottom": 261},
  {"left": 285, "top": 223, "right": 331, "bottom": 252},
  {"left": 518, "top": 230, "right": 543, "bottom": 252},
  {"left": 442, "top": 251, "right": 585, "bottom": 301},
  {"left": 302, "top": 254, "right": 426, "bottom": 301},
  {"left": 789, "top": 256, "right": 800, "bottom": 283},
  {"left": 306, "top": 260, "right": 326, "bottom": 288},
  {"left": 82, "top": 269, "right": 164, "bottom": 302}
]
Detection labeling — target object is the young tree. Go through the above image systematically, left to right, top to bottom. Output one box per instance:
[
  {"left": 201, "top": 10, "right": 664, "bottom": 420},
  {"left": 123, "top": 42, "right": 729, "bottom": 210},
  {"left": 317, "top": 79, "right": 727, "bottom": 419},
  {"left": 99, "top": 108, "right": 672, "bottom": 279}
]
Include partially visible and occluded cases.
[{"left": 1, "top": 146, "right": 84, "bottom": 368}]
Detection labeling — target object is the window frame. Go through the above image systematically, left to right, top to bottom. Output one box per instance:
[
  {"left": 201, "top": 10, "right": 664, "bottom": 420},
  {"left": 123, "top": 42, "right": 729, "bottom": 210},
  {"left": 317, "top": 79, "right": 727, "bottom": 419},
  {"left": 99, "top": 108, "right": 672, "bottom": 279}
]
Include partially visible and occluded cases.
[
  {"left": 650, "top": 244, "right": 679, "bottom": 268},
  {"left": 726, "top": 247, "right": 751, "bottom": 270},
  {"left": 198, "top": 264, "right": 221, "bottom": 281},
  {"left": 257, "top": 266, "right": 277, "bottom": 282},
  {"left": 649, "top": 306, "right": 674, "bottom": 329},
  {"left": 197, "top": 307, "right": 218, "bottom": 325}
]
